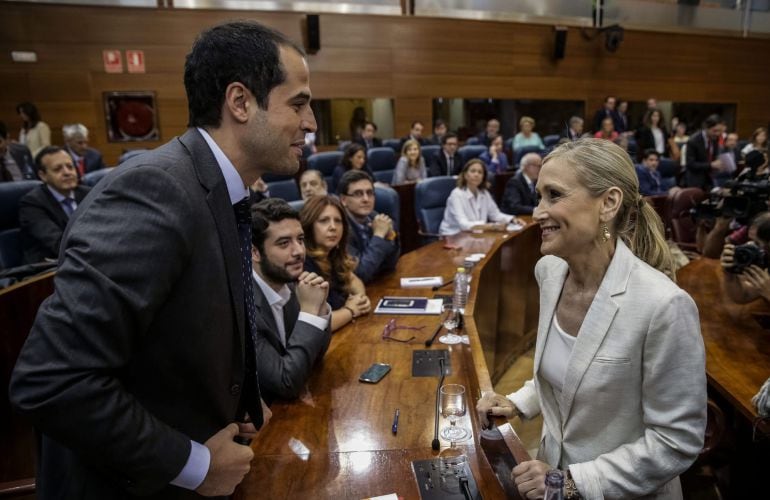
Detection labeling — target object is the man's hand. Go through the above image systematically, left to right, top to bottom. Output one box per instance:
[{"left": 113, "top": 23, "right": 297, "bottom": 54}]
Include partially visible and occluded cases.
[
  {"left": 371, "top": 214, "right": 393, "bottom": 239},
  {"left": 720, "top": 243, "right": 735, "bottom": 268},
  {"left": 741, "top": 265, "right": 770, "bottom": 301},
  {"left": 296, "top": 271, "right": 329, "bottom": 316},
  {"left": 476, "top": 392, "right": 518, "bottom": 428},
  {"left": 195, "top": 424, "right": 254, "bottom": 497},
  {"left": 511, "top": 460, "right": 553, "bottom": 500}
]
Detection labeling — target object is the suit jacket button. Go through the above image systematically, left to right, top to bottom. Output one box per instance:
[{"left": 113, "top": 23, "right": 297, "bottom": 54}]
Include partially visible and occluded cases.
[{"left": 230, "top": 384, "right": 241, "bottom": 395}]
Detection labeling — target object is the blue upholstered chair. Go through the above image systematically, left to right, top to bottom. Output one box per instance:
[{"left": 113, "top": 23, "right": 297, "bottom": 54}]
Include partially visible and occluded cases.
[
  {"left": 543, "top": 134, "right": 560, "bottom": 148},
  {"left": 465, "top": 136, "right": 480, "bottom": 145},
  {"left": 382, "top": 138, "right": 401, "bottom": 153},
  {"left": 337, "top": 140, "right": 351, "bottom": 152},
  {"left": 420, "top": 145, "right": 441, "bottom": 167},
  {"left": 458, "top": 145, "right": 487, "bottom": 166},
  {"left": 513, "top": 146, "right": 546, "bottom": 168},
  {"left": 367, "top": 147, "right": 397, "bottom": 184},
  {"left": 307, "top": 152, "right": 343, "bottom": 186},
  {"left": 657, "top": 157, "right": 678, "bottom": 191},
  {"left": 81, "top": 167, "right": 114, "bottom": 187},
  {"left": 263, "top": 174, "right": 300, "bottom": 202},
  {"left": 414, "top": 176, "right": 457, "bottom": 243},
  {"left": 0, "top": 180, "right": 42, "bottom": 270},
  {"left": 374, "top": 185, "right": 400, "bottom": 232},
  {"left": 288, "top": 199, "right": 305, "bottom": 212}
]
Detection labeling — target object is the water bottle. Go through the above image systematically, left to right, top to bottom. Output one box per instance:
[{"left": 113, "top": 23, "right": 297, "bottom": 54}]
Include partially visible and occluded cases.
[
  {"left": 452, "top": 267, "right": 468, "bottom": 314},
  {"left": 543, "top": 469, "right": 565, "bottom": 500}
]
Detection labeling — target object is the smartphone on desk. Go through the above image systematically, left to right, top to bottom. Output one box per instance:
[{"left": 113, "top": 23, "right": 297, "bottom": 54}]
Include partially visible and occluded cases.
[{"left": 359, "top": 363, "right": 391, "bottom": 384}]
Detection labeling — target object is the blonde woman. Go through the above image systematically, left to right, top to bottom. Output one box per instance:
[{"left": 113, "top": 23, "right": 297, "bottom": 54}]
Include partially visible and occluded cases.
[
  {"left": 513, "top": 116, "right": 545, "bottom": 150},
  {"left": 392, "top": 139, "right": 427, "bottom": 184},
  {"left": 477, "top": 139, "right": 706, "bottom": 500}
]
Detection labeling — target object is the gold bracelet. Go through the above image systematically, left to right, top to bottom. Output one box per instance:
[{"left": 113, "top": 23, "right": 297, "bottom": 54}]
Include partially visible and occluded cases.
[
  {"left": 343, "top": 306, "right": 356, "bottom": 320},
  {"left": 565, "top": 470, "right": 582, "bottom": 499}
]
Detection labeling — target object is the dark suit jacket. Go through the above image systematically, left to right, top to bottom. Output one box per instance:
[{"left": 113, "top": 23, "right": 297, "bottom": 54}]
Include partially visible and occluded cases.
[
  {"left": 634, "top": 126, "right": 669, "bottom": 161},
  {"left": 10, "top": 128, "right": 259, "bottom": 499},
  {"left": 684, "top": 132, "right": 717, "bottom": 190},
  {"left": 399, "top": 135, "right": 428, "bottom": 150},
  {"left": 352, "top": 136, "right": 382, "bottom": 151},
  {"left": 1, "top": 143, "right": 36, "bottom": 181},
  {"left": 68, "top": 146, "right": 107, "bottom": 174},
  {"left": 428, "top": 151, "right": 462, "bottom": 177},
  {"left": 636, "top": 165, "right": 667, "bottom": 196},
  {"left": 501, "top": 171, "right": 537, "bottom": 215},
  {"left": 19, "top": 184, "right": 91, "bottom": 264},
  {"left": 346, "top": 211, "right": 400, "bottom": 284},
  {"left": 253, "top": 280, "right": 331, "bottom": 404}
]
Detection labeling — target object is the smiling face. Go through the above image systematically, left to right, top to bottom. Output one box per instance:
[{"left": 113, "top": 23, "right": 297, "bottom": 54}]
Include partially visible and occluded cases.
[
  {"left": 406, "top": 143, "right": 420, "bottom": 162},
  {"left": 351, "top": 149, "right": 366, "bottom": 170},
  {"left": 533, "top": 158, "right": 606, "bottom": 259},
  {"left": 313, "top": 204, "right": 344, "bottom": 253},
  {"left": 252, "top": 218, "right": 306, "bottom": 284}
]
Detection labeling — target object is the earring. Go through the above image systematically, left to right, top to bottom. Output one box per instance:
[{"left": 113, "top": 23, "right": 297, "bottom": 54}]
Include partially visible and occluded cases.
[{"left": 601, "top": 224, "right": 611, "bottom": 242}]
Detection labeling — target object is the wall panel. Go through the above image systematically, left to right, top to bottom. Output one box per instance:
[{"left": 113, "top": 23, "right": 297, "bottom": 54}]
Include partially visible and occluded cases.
[{"left": 1, "top": 3, "right": 769, "bottom": 164}]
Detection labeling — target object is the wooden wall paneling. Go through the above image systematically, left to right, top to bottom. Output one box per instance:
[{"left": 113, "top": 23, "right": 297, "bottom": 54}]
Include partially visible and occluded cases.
[{"left": 393, "top": 97, "right": 432, "bottom": 137}]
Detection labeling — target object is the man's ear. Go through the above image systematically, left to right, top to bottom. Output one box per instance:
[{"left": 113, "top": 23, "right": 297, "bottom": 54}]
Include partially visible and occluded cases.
[
  {"left": 223, "top": 82, "right": 251, "bottom": 124},
  {"left": 600, "top": 186, "right": 623, "bottom": 223},
  {"left": 251, "top": 245, "right": 262, "bottom": 265}
]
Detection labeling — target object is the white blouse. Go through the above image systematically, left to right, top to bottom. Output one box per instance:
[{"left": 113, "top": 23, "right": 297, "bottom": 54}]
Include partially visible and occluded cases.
[
  {"left": 439, "top": 187, "right": 513, "bottom": 235},
  {"left": 539, "top": 315, "right": 576, "bottom": 395}
]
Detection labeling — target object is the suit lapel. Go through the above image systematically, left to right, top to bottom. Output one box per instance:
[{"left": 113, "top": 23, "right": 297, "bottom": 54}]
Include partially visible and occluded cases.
[
  {"left": 559, "top": 241, "right": 633, "bottom": 421},
  {"left": 253, "top": 280, "right": 280, "bottom": 337}
]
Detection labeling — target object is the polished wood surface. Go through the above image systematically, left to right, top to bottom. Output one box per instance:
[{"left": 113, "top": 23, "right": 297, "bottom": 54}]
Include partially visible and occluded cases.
[
  {"left": 3, "top": 3, "right": 770, "bottom": 165},
  {"left": 237, "top": 226, "right": 539, "bottom": 499},
  {"left": 677, "top": 258, "right": 770, "bottom": 423}
]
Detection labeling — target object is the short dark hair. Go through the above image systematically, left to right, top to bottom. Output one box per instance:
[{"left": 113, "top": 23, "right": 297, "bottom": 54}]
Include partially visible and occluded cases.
[
  {"left": 184, "top": 20, "right": 304, "bottom": 128},
  {"left": 604, "top": 95, "right": 616, "bottom": 103},
  {"left": 16, "top": 102, "right": 41, "bottom": 127},
  {"left": 703, "top": 114, "right": 722, "bottom": 130},
  {"left": 433, "top": 119, "right": 446, "bottom": 128},
  {"left": 364, "top": 120, "right": 378, "bottom": 131},
  {"left": 0, "top": 121, "right": 7, "bottom": 140},
  {"left": 410, "top": 121, "right": 424, "bottom": 129},
  {"left": 441, "top": 132, "right": 458, "bottom": 145},
  {"left": 34, "top": 146, "right": 66, "bottom": 173},
  {"left": 641, "top": 149, "right": 659, "bottom": 161},
  {"left": 338, "top": 169, "right": 374, "bottom": 196},
  {"left": 250, "top": 198, "right": 301, "bottom": 255}
]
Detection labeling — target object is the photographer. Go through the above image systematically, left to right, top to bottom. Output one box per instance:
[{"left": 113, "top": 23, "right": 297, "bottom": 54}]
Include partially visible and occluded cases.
[{"left": 720, "top": 212, "right": 770, "bottom": 304}]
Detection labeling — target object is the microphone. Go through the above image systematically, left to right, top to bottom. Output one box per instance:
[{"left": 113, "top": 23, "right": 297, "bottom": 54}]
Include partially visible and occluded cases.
[
  {"left": 425, "top": 322, "right": 443, "bottom": 347},
  {"left": 432, "top": 357, "right": 446, "bottom": 451}
]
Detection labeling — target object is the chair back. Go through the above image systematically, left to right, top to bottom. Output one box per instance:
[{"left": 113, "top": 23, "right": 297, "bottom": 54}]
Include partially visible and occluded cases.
[
  {"left": 543, "top": 134, "right": 560, "bottom": 148},
  {"left": 465, "top": 136, "right": 480, "bottom": 145},
  {"left": 383, "top": 138, "right": 401, "bottom": 153},
  {"left": 338, "top": 140, "right": 352, "bottom": 152},
  {"left": 420, "top": 145, "right": 441, "bottom": 167},
  {"left": 458, "top": 145, "right": 487, "bottom": 166},
  {"left": 513, "top": 146, "right": 546, "bottom": 169},
  {"left": 367, "top": 147, "right": 397, "bottom": 184},
  {"left": 307, "top": 152, "right": 343, "bottom": 185},
  {"left": 657, "top": 157, "right": 678, "bottom": 191},
  {"left": 81, "top": 167, "right": 115, "bottom": 187},
  {"left": 414, "top": 177, "right": 457, "bottom": 236},
  {"left": 266, "top": 178, "right": 300, "bottom": 202},
  {"left": 0, "top": 181, "right": 42, "bottom": 270},
  {"left": 374, "top": 185, "right": 400, "bottom": 232},
  {"left": 669, "top": 187, "right": 707, "bottom": 251},
  {"left": 288, "top": 199, "right": 305, "bottom": 212}
]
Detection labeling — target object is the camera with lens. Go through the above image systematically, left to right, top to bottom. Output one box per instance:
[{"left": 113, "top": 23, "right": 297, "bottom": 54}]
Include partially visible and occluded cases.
[{"left": 725, "top": 243, "right": 768, "bottom": 274}]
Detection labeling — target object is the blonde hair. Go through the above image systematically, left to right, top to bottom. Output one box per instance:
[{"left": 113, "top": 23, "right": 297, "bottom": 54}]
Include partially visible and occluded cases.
[
  {"left": 519, "top": 116, "right": 535, "bottom": 128},
  {"left": 543, "top": 138, "right": 675, "bottom": 279}
]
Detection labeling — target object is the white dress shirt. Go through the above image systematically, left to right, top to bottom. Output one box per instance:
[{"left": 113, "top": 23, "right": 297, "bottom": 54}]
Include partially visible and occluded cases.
[{"left": 439, "top": 187, "right": 513, "bottom": 235}]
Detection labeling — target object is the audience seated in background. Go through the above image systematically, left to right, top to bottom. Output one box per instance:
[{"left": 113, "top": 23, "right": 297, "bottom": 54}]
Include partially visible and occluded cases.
[
  {"left": 592, "top": 95, "right": 617, "bottom": 133},
  {"left": 16, "top": 101, "right": 51, "bottom": 157},
  {"left": 635, "top": 108, "right": 669, "bottom": 161},
  {"left": 684, "top": 114, "right": 724, "bottom": 190},
  {"left": 513, "top": 116, "right": 545, "bottom": 151},
  {"left": 561, "top": 116, "right": 584, "bottom": 142},
  {"left": 594, "top": 117, "right": 619, "bottom": 142},
  {"left": 476, "top": 118, "right": 500, "bottom": 147},
  {"left": 428, "top": 119, "right": 447, "bottom": 145},
  {"left": 0, "top": 120, "right": 36, "bottom": 181},
  {"left": 399, "top": 120, "right": 428, "bottom": 149},
  {"left": 353, "top": 121, "right": 382, "bottom": 151},
  {"left": 62, "top": 123, "right": 107, "bottom": 176},
  {"left": 742, "top": 127, "right": 768, "bottom": 158},
  {"left": 428, "top": 132, "right": 462, "bottom": 177},
  {"left": 480, "top": 134, "right": 510, "bottom": 175},
  {"left": 393, "top": 139, "right": 427, "bottom": 184},
  {"left": 332, "top": 143, "right": 374, "bottom": 193},
  {"left": 19, "top": 146, "right": 90, "bottom": 263},
  {"left": 636, "top": 149, "right": 668, "bottom": 196},
  {"left": 502, "top": 152, "right": 542, "bottom": 215},
  {"left": 439, "top": 159, "right": 517, "bottom": 236},
  {"left": 299, "top": 169, "right": 328, "bottom": 200},
  {"left": 338, "top": 170, "right": 399, "bottom": 284},
  {"left": 249, "top": 177, "right": 270, "bottom": 205},
  {"left": 300, "top": 195, "right": 371, "bottom": 331},
  {"left": 249, "top": 199, "right": 331, "bottom": 403},
  {"left": 720, "top": 212, "right": 770, "bottom": 304}
]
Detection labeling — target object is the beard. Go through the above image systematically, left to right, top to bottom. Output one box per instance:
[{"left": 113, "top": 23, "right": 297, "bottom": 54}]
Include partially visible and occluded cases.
[{"left": 259, "top": 257, "right": 300, "bottom": 285}]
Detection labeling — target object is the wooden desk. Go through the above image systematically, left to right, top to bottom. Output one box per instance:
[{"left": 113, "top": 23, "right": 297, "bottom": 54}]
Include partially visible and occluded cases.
[
  {"left": 237, "top": 225, "right": 540, "bottom": 499},
  {"left": 677, "top": 258, "right": 770, "bottom": 425}
]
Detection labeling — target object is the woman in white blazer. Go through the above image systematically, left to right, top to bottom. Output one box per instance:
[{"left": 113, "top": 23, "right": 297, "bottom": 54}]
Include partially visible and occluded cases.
[
  {"left": 477, "top": 139, "right": 707, "bottom": 500},
  {"left": 439, "top": 159, "right": 518, "bottom": 235}
]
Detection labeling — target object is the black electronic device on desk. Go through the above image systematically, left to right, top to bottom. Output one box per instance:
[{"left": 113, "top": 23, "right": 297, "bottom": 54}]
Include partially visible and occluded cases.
[
  {"left": 412, "top": 349, "right": 451, "bottom": 377},
  {"left": 411, "top": 455, "right": 481, "bottom": 499}
]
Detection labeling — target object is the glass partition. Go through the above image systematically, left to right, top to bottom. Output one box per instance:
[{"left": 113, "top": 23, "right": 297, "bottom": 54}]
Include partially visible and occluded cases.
[{"left": 311, "top": 98, "right": 395, "bottom": 147}]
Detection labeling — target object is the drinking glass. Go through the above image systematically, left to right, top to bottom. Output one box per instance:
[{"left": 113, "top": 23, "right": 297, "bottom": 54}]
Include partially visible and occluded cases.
[
  {"left": 439, "top": 305, "right": 462, "bottom": 345},
  {"left": 440, "top": 384, "right": 469, "bottom": 443}
]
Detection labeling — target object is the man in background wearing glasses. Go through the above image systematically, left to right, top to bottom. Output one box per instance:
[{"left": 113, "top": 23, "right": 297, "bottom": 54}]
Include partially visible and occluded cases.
[{"left": 338, "top": 170, "right": 400, "bottom": 283}]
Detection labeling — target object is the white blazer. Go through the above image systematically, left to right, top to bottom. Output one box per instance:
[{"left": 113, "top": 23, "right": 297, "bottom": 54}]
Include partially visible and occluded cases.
[
  {"left": 439, "top": 187, "right": 512, "bottom": 235},
  {"left": 508, "top": 240, "right": 707, "bottom": 500}
]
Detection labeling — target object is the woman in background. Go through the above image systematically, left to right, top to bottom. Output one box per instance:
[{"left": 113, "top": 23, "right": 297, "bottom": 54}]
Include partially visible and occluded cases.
[
  {"left": 16, "top": 102, "right": 51, "bottom": 157},
  {"left": 635, "top": 107, "right": 669, "bottom": 161},
  {"left": 513, "top": 116, "right": 545, "bottom": 150},
  {"left": 594, "top": 117, "right": 619, "bottom": 142},
  {"left": 741, "top": 127, "right": 768, "bottom": 157},
  {"left": 479, "top": 134, "right": 510, "bottom": 175},
  {"left": 392, "top": 139, "right": 427, "bottom": 184},
  {"left": 332, "top": 143, "right": 373, "bottom": 193},
  {"left": 301, "top": 195, "right": 371, "bottom": 331}
]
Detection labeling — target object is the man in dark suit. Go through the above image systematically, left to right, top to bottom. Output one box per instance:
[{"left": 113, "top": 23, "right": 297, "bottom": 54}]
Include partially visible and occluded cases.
[
  {"left": 10, "top": 21, "right": 317, "bottom": 499},
  {"left": 592, "top": 96, "right": 617, "bottom": 133},
  {"left": 684, "top": 114, "right": 723, "bottom": 190},
  {"left": 560, "top": 116, "right": 584, "bottom": 142},
  {"left": 476, "top": 118, "right": 500, "bottom": 146},
  {"left": 427, "top": 119, "right": 447, "bottom": 145},
  {"left": 0, "top": 120, "right": 36, "bottom": 181},
  {"left": 399, "top": 120, "right": 428, "bottom": 149},
  {"left": 352, "top": 121, "right": 382, "bottom": 151},
  {"left": 63, "top": 123, "right": 107, "bottom": 176},
  {"left": 428, "top": 132, "right": 461, "bottom": 177},
  {"left": 19, "top": 146, "right": 90, "bottom": 263},
  {"left": 636, "top": 149, "right": 667, "bottom": 196},
  {"left": 501, "top": 152, "right": 541, "bottom": 215},
  {"left": 339, "top": 170, "right": 400, "bottom": 283},
  {"left": 249, "top": 199, "right": 331, "bottom": 403}
]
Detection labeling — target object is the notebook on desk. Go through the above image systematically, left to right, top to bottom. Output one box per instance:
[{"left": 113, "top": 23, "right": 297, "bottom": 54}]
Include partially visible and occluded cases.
[{"left": 374, "top": 296, "right": 443, "bottom": 315}]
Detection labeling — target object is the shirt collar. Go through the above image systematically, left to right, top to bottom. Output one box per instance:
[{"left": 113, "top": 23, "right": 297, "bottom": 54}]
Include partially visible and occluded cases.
[
  {"left": 197, "top": 127, "right": 249, "bottom": 205},
  {"left": 522, "top": 172, "right": 534, "bottom": 186},
  {"left": 46, "top": 184, "right": 73, "bottom": 203},
  {"left": 253, "top": 269, "right": 291, "bottom": 308}
]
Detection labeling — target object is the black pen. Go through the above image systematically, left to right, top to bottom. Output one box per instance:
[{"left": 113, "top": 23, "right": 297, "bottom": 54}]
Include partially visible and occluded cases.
[{"left": 392, "top": 408, "right": 399, "bottom": 434}]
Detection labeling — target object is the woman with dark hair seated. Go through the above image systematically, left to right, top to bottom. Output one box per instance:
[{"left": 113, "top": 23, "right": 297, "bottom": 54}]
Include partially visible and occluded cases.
[
  {"left": 332, "top": 143, "right": 373, "bottom": 193},
  {"left": 301, "top": 195, "right": 371, "bottom": 331}
]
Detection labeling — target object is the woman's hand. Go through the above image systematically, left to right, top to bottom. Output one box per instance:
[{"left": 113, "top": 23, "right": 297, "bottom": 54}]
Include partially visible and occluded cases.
[
  {"left": 720, "top": 243, "right": 735, "bottom": 268},
  {"left": 345, "top": 293, "right": 371, "bottom": 318},
  {"left": 476, "top": 392, "right": 518, "bottom": 428},
  {"left": 511, "top": 460, "right": 552, "bottom": 500}
]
